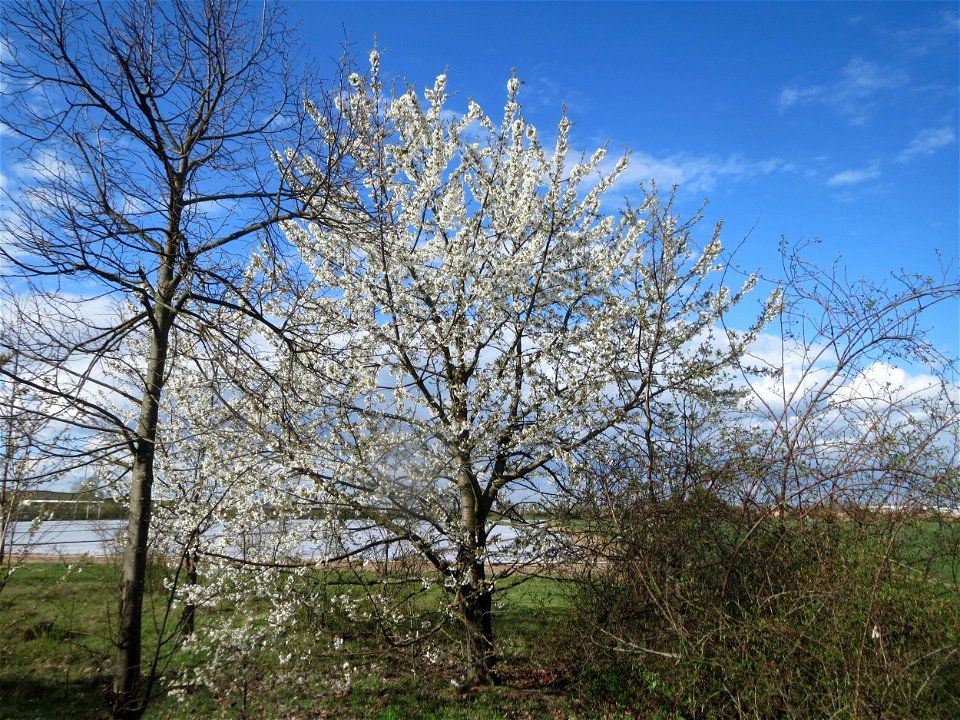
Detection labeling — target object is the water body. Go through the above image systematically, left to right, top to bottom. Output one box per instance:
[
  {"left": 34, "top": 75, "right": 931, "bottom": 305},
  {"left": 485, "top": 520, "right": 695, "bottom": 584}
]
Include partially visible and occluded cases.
[
  {"left": 7, "top": 520, "right": 540, "bottom": 563},
  {"left": 7, "top": 520, "right": 126, "bottom": 557}
]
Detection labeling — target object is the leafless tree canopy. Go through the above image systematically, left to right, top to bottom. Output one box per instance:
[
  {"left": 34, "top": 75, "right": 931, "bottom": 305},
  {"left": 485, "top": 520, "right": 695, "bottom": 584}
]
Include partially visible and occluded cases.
[{"left": 1, "top": 1, "right": 342, "bottom": 716}]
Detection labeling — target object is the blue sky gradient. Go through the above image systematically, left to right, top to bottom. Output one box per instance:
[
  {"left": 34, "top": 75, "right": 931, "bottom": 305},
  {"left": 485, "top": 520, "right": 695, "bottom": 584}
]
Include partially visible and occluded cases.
[{"left": 294, "top": 1, "right": 959, "bottom": 355}]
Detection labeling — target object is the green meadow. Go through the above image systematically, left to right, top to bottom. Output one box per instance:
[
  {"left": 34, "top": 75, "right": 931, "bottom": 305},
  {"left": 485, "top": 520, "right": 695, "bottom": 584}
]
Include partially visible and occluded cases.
[{"left": 3, "top": 516, "right": 958, "bottom": 719}]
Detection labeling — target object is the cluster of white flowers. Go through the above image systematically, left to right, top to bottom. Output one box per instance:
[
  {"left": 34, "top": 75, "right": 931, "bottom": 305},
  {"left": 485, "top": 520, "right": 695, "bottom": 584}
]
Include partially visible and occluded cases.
[{"left": 142, "top": 50, "right": 790, "bottom": 690}]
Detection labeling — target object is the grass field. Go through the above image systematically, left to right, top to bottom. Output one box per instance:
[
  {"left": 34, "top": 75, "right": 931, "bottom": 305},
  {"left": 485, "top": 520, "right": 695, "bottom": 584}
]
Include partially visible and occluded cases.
[
  {"left": 2, "top": 517, "right": 958, "bottom": 719},
  {"left": 0, "top": 562, "right": 605, "bottom": 720}
]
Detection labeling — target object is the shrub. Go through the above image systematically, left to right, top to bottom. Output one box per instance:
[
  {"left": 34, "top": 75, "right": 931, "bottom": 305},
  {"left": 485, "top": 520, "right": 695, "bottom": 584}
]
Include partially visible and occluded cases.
[{"left": 565, "top": 497, "right": 960, "bottom": 718}]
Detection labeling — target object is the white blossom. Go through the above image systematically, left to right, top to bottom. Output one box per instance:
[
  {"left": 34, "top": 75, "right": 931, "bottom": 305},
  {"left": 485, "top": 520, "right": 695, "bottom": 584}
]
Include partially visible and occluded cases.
[{"left": 154, "top": 60, "right": 777, "bottom": 687}]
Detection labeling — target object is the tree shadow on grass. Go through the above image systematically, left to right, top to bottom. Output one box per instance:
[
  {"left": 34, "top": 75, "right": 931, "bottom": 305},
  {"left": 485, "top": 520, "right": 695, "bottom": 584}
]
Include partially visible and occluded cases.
[{"left": 0, "top": 676, "right": 111, "bottom": 720}]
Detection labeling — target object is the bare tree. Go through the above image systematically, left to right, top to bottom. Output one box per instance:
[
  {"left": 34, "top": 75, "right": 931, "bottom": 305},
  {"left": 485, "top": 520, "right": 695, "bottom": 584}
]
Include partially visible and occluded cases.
[
  {"left": 0, "top": 1, "right": 341, "bottom": 715},
  {"left": 744, "top": 244, "right": 960, "bottom": 517},
  {"left": 563, "top": 246, "right": 960, "bottom": 718},
  {"left": 0, "top": 291, "right": 81, "bottom": 592}
]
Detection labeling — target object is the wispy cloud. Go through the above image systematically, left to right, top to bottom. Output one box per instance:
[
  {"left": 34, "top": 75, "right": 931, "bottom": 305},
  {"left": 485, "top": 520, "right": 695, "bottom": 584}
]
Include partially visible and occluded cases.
[
  {"left": 881, "top": 8, "right": 960, "bottom": 59},
  {"left": 0, "top": 37, "right": 11, "bottom": 94},
  {"left": 779, "top": 56, "right": 909, "bottom": 126},
  {"left": 523, "top": 73, "right": 591, "bottom": 115},
  {"left": 778, "top": 85, "right": 825, "bottom": 112},
  {"left": 814, "top": 124, "right": 953, "bottom": 189},
  {"left": 897, "top": 126, "right": 956, "bottom": 163},
  {"left": 13, "top": 148, "right": 72, "bottom": 183},
  {"left": 613, "top": 152, "right": 791, "bottom": 195},
  {"left": 826, "top": 165, "right": 882, "bottom": 187}
]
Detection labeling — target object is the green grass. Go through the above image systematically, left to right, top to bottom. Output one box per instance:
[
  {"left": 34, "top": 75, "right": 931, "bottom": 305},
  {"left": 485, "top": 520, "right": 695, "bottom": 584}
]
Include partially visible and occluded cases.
[
  {"left": 2, "top": 517, "right": 958, "bottom": 720},
  {"left": 897, "top": 518, "right": 960, "bottom": 586},
  {"left": 0, "top": 561, "right": 193, "bottom": 720},
  {"left": 0, "top": 563, "right": 117, "bottom": 720},
  {"left": 0, "top": 563, "right": 591, "bottom": 720}
]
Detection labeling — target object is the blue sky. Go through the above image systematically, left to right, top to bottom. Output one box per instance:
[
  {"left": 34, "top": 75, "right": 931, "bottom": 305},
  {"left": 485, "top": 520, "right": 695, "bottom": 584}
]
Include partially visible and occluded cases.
[{"left": 294, "top": 1, "right": 959, "bottom": 356}]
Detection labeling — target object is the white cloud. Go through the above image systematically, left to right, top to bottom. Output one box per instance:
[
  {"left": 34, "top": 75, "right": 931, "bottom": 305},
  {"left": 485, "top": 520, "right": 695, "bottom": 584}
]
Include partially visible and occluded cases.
[
  {"left": 882, "top": 8, "right": 960, "bottom": 59},
  {"left": 0, "top": 37, "right": 11, "bottom": 94},
  {"left": 779, "top": 56, "right": 908, "bottom": 126},
  {"left": 841, "top": 57, "right": 903, "bottom": 94},
  {"left": 523, "top": 72, "right": 592, "bottom": 114},
  {"left": 778, "top": 85, "right": 824, "bottom": 113},
  {"left": 896, "top": 126, "right": 956, "bottom": 163},
  {"left": 14, "top": 148, "right": 72, "bottom": 182},
  {"left": 612, "top": 152, "right": 791, "bottom": 195},
  {"left": 826, "top": 165, "right": 881, "bottom": 187},
  {"left": 0, "top": 290, "right": 136, "bottom": 434},
  {"left": 742, "top": 332, "right": 957, "bottom": 429},
  {"left": 743, "top": 333, "right": 833, "bottom": 415},
  {"left": 833, "top": 361, "right": 948, "bottom": 406}
]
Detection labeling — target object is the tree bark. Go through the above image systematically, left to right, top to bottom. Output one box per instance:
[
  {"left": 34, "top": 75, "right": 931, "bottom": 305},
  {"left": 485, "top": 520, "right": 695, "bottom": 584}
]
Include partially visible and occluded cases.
[
  {"left": 112, "top": 316, "right": 171, "bottom": 718},
  {"left": 113, "top": 457, "right": 153, "bottom": 718},
  {"left": 456, "top": 462, "right": 498, "bottom": 687},
  {"left": 182, "top": 545, "right": 199, "bottom": 637},
  {"left": 460, "top": 560, "right": 498, "bottom": 687}
]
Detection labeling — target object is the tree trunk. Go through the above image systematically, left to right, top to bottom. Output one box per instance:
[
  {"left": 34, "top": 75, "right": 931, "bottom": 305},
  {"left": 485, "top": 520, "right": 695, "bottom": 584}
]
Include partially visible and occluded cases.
[
  {"left": 112, "top": 319, "right": 171, "bottom": 718},
  {"left": 112, "top": 454, "right": 154, "bottom": 718},
  {"left": 456, "top": 462, "right": 498, "bottom": 687},
  {"left": 182, "top": 547, "right": 198, "bottom": 637},
  {"left": 459, "top": 559, "right": 498, "bottom": 687}
]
